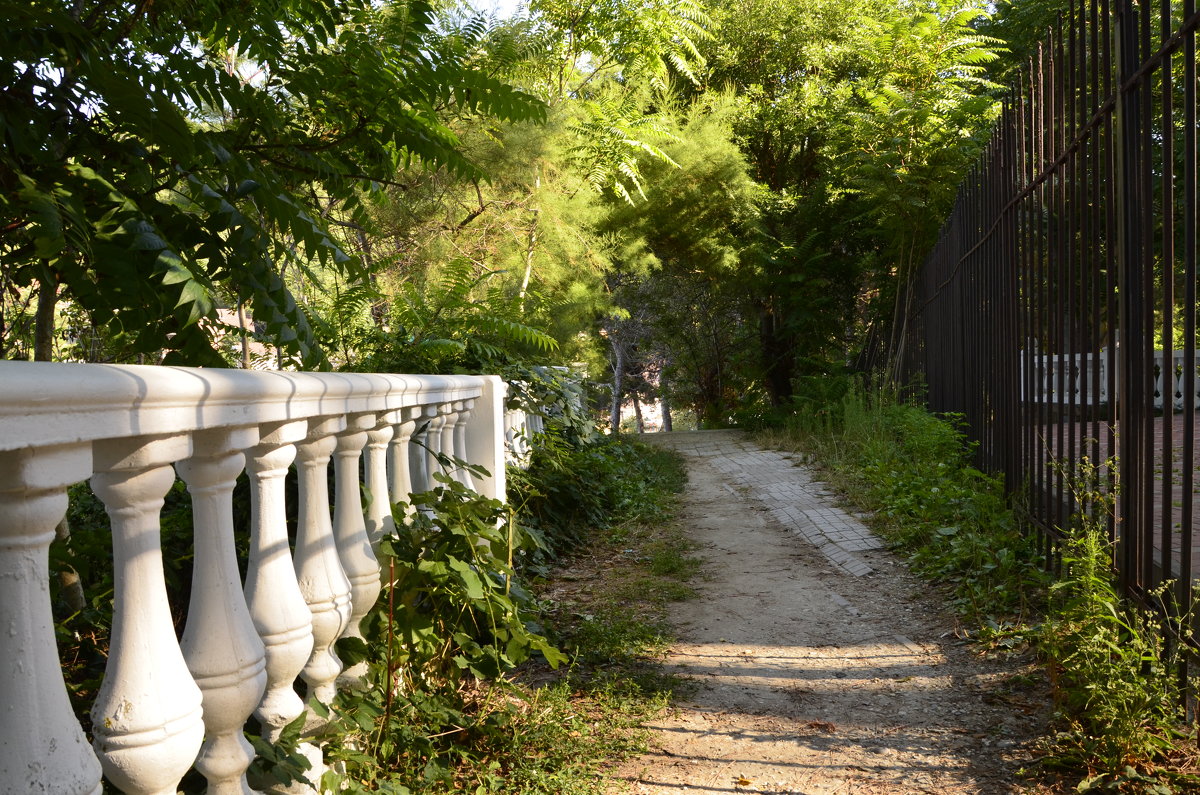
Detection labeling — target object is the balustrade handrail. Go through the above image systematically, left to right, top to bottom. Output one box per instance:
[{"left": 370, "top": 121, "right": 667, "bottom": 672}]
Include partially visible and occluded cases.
[{"left": 0, "top": 360, "right": 549, "bottom": 795}]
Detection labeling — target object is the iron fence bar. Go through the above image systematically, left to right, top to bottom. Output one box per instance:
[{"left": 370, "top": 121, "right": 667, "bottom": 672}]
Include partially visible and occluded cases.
[
  {"left": 1086, "top": 0, "right": 1104, "bottom": 528},
  {"left": 1102, "top": 0, "right": 1119, "bottom": 550},
  {"left": 1115, "top": 0, "right": 1142, "bottom": 591},
  {"left": 1138, "top": 0, "right": 1156, "bottom": 591},
  {"left": 1159, "top": 0, "right": 1175, "bottom": 586},
  {"left": 1181, "top": 0, "right": 1196, "bottom": 663},
  {"left": 1066, "top": 7, "right": 1081, "bottom": 523},
  {"left": 1053, "top": 23, "right": 1068, "bottom": 535},
  {"left": 1040, "top": 37, "right": 1055, "bottom": 566},
  {"left": 1018, "top": 70, "right": 1034, "bottom": 506}
]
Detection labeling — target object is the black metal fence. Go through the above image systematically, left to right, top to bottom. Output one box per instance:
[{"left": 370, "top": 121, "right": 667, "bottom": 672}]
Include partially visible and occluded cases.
[{"left": 910, "top": 0, "right": 1200, "bottom": 625}]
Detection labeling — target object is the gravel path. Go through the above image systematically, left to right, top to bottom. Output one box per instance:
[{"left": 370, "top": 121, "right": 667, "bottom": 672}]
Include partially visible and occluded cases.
[{"left": 610, "top": 430, "right": 1047, "bottom": 795}]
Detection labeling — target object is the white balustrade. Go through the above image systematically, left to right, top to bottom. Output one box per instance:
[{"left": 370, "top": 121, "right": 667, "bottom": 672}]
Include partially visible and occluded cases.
[
  {"left": 1021, "top": 349, "right": 1200, "bottom": 410},
  {"left": 1152, "top": 349, "right": 1200, "bottom": 411},
  {"left": 0, "top": 364, "right": 514, "bottom": 794},
  {"left": 469, "top": 385, "right": 509, "bottom": 502},
  {"left": 453, "top": 399, "right": 477, "bottom": 491},
  {"left": 440, "top": 402, "right": 462, "bottom": 485},
  {"left": 424, "top": 405, "right": 450, "bottom": 487},
  {"left": 408, "top": 406, "right": 438, "bottom": 499},
  {"left": 388, "top": 407, "right": 421, "bottom": 524},
  {"left": 503, "top": 407, "right": 535, "bottom": 469},
  {"left": 294, "top": 417, "right": 352, "bottom": 718},
  {"left": 244, "top": 422, "right": 313, "bottom": 746},
  {"left": 90, "top": 434, "right": 206, "bottom": 795},
  {"left": 0, "top": 443, "right": 103, "bottom": 795}
]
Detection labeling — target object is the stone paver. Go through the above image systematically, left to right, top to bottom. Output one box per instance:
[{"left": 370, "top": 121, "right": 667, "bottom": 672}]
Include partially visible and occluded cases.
[{"left": 646, "top": 429, "right": 883, "bottom": 576}]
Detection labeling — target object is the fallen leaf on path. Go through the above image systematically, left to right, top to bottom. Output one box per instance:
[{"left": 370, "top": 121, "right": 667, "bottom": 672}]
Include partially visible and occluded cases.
[
  {"left": 804, "top": 720, "right": 837, "bottom": 733},
  {"left": 734, "top": 775, "right": 753, "bottom": 787}
]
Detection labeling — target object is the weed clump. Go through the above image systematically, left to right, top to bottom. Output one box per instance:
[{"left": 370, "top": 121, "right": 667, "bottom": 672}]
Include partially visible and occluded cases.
[
  {"left": 312, "top": 436, "right": 690, "bottom": 794},
  {"left": 1037, "top": 458, "right": 1196, "bottom": 791}
]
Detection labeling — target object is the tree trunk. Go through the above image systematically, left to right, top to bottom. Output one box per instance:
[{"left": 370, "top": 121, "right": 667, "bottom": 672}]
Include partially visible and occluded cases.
[
  {"left": 519, "top": 176, "right": 541, "bottom": 314},
  {"left": 34, "top": 277, "right": 57, "bottom": 362},
  {"left": 36, "top": 278, "right": 88, "bottom": 610},
  {"left": 237, "top": 299, "right": 251, "bottom": 369},
  {"left": 758, "top": 299, "right": 795, "bottom": 406},
  {"left": 609, "top": 340, "right": 624, "bottom": 435},
  {"left": 632, "top": 392, "right": 644, "bottom": 434},
  {"left": 661, "top": 392, "right": 673, "bottom": 432}
]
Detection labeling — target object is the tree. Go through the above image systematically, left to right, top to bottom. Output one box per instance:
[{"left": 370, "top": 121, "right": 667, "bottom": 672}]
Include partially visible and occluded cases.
[
  {"left": 1, "top": 0, "right": 544, "bottom": 366},
  {"left": 696, "top": 0, "right": 1003, "bottom": 398},
  {"left": 977, "top": 0, "right": 1063, "bottom": 84},
  {"left": 353, "top": 1, "right": 721, "bottom": 380},
  {"left": 601, "top": 99, "right": 764, "bottom": 425}
]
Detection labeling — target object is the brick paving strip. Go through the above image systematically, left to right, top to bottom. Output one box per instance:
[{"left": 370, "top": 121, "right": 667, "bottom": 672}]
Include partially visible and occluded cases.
[
  {"left": 608, "top": 430, "right": 1046, "bottom": 795},
  {"left": 701, "top": 437, "right": 882, "bottom": 576}
]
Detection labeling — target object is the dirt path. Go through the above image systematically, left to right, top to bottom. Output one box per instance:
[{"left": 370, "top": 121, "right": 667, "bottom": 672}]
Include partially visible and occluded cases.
[{"left": 611, "top": 430, "right": 1047, "bottom": 795}]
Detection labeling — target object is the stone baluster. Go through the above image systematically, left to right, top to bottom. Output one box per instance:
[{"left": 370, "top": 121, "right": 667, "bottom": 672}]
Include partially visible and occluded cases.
[
  {"left": 451, "top": 399, "right": 477, "bottom": 491},
  {"left": 438, "top": 402, "right": 461, "bottom": 484},
  {"left": 424, "top": 404, "right": 451, "bottom": 487},
  {"left": 409, "top": 405, "right": 440, "bottom": 498},
  {"left": 388, "top": 407, "right": 420, "bottom": 522},
  {"left": 505, "top": 408, "right": 531, "bottom": 466},
  {"left": 332, "top": 415, "right": 382, "bottom": 687},
  {"left": 363, "top": 415, "right": 396, "bottom": 547},
  {"left": 293, "top": 417, "right": 352, "bottom": 715},
  {"left": 243, "top": 421, "right": 315, "bottom": 753},
  {"left": 176, "top": 429, "right": 268, "bottom": 795},
  {"left": 90, "top": 434, "right": 206, "bottom": 795},
  {"left": 0, "top": 444, "right": 103, "bottom": 795}
]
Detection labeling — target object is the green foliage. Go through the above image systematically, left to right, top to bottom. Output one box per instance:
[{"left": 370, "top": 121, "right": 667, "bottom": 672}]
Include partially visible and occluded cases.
[
  {"left": 2, "top": 0, "right": 545, "bottom": 365},
  {"left": 529, "top": 0, "right": 711, "bottom": 97},
  {"left": 697, "top": 0, "right": 1004, "bottom": 397},
  {"left": 977, "top": 0, "right": 1064, "bottom": 84},
  {"left": 568, "top": 89, "right": 679, "bottom": 203},
  {"left": 599, "top": 97, "right": 765, "bottom": 424},
  {"left": 361, "top": 259, "right": 558, "bottom": 374},
  {"left": 503, "top": 364, "right": 596, "bottom": 446},
  {"left": 313, "top": 434, "right": 686, "bottom": 793},
  {"left": 511, "top": 434, "right": 687, "bottom": 571},
  {"left": 1038, "top": 459, "right": 1194, "bottom": 790},
  {"left": 376, "top": 474, "right": 566, "bottom": 684}
]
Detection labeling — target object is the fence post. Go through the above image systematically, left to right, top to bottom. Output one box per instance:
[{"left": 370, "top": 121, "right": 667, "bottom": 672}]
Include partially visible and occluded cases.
[{"left": 465, "top": 376, "right": 508, "bottom": 502}]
